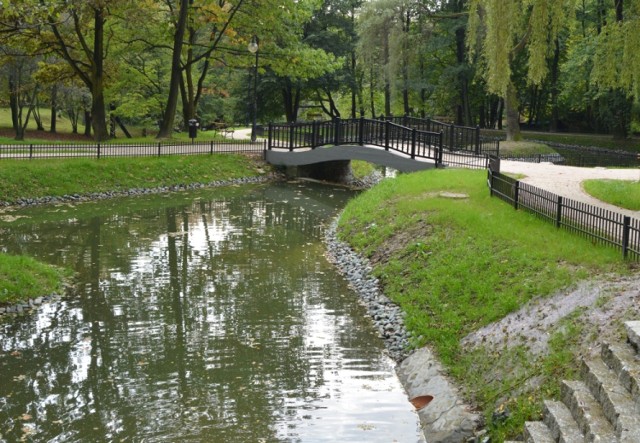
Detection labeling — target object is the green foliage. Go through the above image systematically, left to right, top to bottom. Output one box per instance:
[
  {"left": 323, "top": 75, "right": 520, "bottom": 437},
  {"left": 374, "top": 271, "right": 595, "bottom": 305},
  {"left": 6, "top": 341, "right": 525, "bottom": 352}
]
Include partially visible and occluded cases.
[{"left": 583, "top": 179, "right": 640, "bottom": 211}]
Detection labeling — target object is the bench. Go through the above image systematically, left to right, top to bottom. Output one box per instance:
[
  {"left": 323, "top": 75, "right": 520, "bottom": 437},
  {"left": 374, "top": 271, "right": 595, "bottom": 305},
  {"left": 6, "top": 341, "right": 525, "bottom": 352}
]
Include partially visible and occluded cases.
[{"left": 204, "top": 122, "right": 235, "bottom": 139}]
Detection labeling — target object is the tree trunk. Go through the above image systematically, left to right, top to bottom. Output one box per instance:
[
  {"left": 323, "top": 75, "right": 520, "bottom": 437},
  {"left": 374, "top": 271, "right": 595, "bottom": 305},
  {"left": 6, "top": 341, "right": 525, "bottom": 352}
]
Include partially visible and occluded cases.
[
  {"left": 157, "top": 0, "right": 189, "bottom": 138},
  {"left": 91, "top": 8, "right": 109, "bottom": 141},
  {"left": 455, "top": 12, "right": 471, "bottom": 126},
  {"left": 383, "top": 32, "right": 391, "bottom": 116},
  {"left": 549, "top": 39, "right": 561, "bottom": 132},
  {"left": 505, "top": 80, "right": 521, "bottom": 140},
  {"left": 50, "top": 85, "right": 58, "bottom": 133},
  {"left": 84, "top": 110, "right": 92, "bottom": 137}
]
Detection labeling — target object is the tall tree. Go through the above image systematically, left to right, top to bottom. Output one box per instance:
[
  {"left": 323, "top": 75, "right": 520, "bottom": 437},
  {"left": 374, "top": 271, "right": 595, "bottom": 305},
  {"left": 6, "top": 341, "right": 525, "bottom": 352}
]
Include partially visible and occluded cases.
[{"left": 467, "top": 0, "right": 572, "bottom": 140}]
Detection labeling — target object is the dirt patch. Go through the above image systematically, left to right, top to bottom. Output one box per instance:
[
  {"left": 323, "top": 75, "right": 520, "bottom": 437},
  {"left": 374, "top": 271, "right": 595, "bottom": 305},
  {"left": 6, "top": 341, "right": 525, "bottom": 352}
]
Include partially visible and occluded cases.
[
  {"left": 369, "top": 218, "right": 432, "bottom": 266},
  {"left": 461, "top": 274, "right": 640, "bottom": 359}
]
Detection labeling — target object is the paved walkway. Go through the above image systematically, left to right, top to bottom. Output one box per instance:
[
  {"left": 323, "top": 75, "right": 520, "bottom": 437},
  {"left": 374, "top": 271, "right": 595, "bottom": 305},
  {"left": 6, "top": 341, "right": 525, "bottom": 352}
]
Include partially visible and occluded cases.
[{"left": 499, "top": 160, "right": 640, "bottom": 218}]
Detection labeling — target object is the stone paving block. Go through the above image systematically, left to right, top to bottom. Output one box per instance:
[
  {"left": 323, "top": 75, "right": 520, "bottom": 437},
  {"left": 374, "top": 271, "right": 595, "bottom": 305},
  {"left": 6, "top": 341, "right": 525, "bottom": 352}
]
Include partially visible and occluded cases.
[
  {"left": 625, "top": 321, "right": 640, "bottom": 353},
  {"left": 602, "top": 342, "right": 640, "bottom": 404},
  {"left": 396, "top": 346, "right": 481, "bottom": 443},
  {"left": 582, "top": 358, "right": 640, "bottom": 440},
  {"left": 561, "top": 380, "right": 617, "bottom": 442},
  {"left": 543, "top": 400, "right": 584, "bottom": 443},
  {"left": 524, "top": 421, "right": 555, "bottom": 443}
]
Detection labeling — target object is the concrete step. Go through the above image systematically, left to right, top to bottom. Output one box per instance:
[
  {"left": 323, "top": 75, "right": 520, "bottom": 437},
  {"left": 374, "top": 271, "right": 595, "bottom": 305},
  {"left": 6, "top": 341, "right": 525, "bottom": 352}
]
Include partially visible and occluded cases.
[
  {"left": 626, "top": 321, "right": 640, "bottom": 353},
  {"left": 601, "top": 342, "right": 640, "bottom": 404},
  {"left": 581, "top": 358, "right": 640, "bottom": 440},
  {"left": 561, "top": 380, "right": 617, "bottom": 442},
  {"left": 543, "top": 400, "right": 585, "bottom": 442},
  {"left": 524, "top": 421, "right": 555, "bottom": 443}
]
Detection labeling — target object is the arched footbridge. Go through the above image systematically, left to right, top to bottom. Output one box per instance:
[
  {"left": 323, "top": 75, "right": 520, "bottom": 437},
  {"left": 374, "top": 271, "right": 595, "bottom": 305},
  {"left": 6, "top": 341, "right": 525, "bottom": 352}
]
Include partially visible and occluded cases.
[{"left": 264, "top": 116, "right": 501, "bottom": 173}]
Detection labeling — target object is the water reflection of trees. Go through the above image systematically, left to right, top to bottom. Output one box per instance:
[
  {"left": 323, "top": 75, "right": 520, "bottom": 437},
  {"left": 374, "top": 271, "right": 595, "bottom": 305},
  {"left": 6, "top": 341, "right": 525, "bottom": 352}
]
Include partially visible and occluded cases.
[{"left": 0, "top": 183, "right": 385, "bottom": 441}]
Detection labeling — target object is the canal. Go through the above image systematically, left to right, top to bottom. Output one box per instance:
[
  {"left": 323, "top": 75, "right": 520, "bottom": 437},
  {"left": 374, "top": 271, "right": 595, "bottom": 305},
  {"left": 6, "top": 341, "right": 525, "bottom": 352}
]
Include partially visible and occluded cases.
[{"left": 0, "top": 182, "right": 422, "bottom": 442}]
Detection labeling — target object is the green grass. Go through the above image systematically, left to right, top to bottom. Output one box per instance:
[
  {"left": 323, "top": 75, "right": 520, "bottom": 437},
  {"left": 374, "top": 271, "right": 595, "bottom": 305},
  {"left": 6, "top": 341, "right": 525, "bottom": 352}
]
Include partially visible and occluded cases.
[
  {"left": 0, "top": 107, "right": 247, "bottom": 143},
  {"left": 482, "top": 128, "right": 640, "bottom": 153},
  {"left": 499, "top": 140, "right": 557, "bottom": 157},
  {"left": 0, "top": 154, "right": 267, "bottom": 203},
  {"left": 351, "top": 160, "right": 377, "bottom": 180},
  {"left": 336, "top": 169, "right": 630, "bottom": 440},
  {"left": 583, "top": 179, "right": 640, "bottom": 210},
  {"left": 0, "top": 254, "right": 71, "bottom": 305}
]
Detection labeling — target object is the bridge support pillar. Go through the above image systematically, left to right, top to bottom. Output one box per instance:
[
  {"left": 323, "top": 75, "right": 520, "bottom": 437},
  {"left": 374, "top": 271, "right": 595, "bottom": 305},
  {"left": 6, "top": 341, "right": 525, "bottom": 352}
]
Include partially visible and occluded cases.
[{"left": 284, "top": 160, "right": 354, "bottom": 184}]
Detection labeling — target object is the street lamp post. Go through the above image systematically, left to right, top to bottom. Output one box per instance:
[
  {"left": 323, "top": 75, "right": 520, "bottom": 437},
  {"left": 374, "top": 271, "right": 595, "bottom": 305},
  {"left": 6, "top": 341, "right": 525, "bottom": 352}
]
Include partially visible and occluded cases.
[{"left": 248, "top": 35, "right": 259, "bottom": 142}]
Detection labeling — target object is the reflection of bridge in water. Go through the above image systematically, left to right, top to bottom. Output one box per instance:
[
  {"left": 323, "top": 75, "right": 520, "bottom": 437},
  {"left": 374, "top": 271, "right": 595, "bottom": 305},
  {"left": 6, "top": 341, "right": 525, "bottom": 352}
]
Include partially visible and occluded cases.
[{"left": 264, "top": 117, "right": 500, "bottom": 173}]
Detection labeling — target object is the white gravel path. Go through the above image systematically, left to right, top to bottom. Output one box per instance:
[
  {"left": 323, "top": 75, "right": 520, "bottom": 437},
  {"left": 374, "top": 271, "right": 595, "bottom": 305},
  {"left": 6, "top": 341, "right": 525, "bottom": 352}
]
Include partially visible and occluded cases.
[{"left": 500, "top": 160, "right": 640, "bottom": 218}]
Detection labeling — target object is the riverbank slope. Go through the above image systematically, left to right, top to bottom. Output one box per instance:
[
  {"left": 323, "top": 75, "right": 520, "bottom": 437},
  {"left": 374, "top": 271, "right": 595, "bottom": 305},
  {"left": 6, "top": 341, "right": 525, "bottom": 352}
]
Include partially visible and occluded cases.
[{"left": 334, "top": 168, "right": 637, "bottom": 440}]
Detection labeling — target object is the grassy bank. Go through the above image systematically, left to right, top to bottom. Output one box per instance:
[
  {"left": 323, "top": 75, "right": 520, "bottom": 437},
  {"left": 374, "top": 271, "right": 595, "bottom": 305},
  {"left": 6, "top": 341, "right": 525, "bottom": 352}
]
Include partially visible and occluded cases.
[
  {"left": 0, "top": 153, "right": 270, "bottom": 308},
  {"left": 0, "top": 154, "right": 267, "bottom": 203},
  {"left": 336, "top": 169, "right": 631, "bottom": 439},
  {"left": 583, "top": 179, "right": 640, "bottom": 211},
  {"left": 0, "top": 255, "right": 70, "bottom": 306}
]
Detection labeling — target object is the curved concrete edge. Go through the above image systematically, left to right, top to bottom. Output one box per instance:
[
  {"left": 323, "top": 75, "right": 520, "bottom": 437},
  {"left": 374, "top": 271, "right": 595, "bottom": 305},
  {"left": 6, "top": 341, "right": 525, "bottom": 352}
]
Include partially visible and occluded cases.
[
  {"left": 265, "top": 145, "right": 437, "bottom": 173},
  {"left": 396, "top": 346, "right": 483, "bottom": 443}
]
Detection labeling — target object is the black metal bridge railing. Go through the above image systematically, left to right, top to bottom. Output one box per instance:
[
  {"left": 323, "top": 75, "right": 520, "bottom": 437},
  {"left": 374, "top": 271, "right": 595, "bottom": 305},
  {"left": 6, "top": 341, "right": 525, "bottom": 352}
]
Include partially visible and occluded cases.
[{"left": 267, "top": 118, "right": 445, "bottom": 166}]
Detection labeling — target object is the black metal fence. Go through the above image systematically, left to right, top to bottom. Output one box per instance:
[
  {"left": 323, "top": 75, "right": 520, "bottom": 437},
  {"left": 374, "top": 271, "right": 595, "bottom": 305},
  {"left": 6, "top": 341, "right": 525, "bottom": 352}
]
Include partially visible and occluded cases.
[
  {"left": 387, "top": 116, "right": 500, "bottom": 156},
  {"left": 267, "top": 118, "right": 444, "bottom": 165},
  {"left": 0, "top": 140, "right": 265, "bottom": 160},
  {"left": 488, "top": 167, "right": 639, "bottom": 260}
]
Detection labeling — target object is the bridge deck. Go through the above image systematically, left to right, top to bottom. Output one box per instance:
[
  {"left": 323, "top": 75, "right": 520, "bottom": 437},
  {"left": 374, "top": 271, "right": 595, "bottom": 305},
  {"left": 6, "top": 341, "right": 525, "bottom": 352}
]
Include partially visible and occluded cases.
[
  {"left": 265, "top": 143, "right": 488, "bottom": 172},
  {"left": 265, "top": 144, "right": 438, "bottom": 172}
]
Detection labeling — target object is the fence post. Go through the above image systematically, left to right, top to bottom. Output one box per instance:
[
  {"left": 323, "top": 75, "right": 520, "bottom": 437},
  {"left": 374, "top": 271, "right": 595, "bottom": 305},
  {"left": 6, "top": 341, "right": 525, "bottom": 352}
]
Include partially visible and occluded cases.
[
  {"left": 358, "top": 117, "right": 365, "bottom": 146},
  {"left": 333, "top": 118, "right": 341, "bottom": 146},
  {"left": 426, "top": 118, "right": 431, "bottom": 133},
  {"left": 384, "top": 120, "right": 390, "bottom": 151},
  {"left": 311, "top": 121, "right": 318, "bottom": 148},
  {"left": 268, "top": 123, "right": 273, "bottom": 150},
  {"left": 449, "top": 124, "right": 455, "bottom": 151},
  {"left": 289, "top": 125, "right": 295, "bottom": 152},
  {"left": 475, "top": 125, "right": 480, "bottom": 155},
  {"left": 411, "top": 128, "right": 417, "bottom": 159},
  {"left": 437, "top": 131, "right": 444, "bottom": 166},
  {"left": 210, "top": 140, "right": 214, "bottom": 155},
  {"left": 158, "top": 143, "right": 161, "bottom": 157},
  {"left": 29, "top": 144, "right": 33, "bottom": 159},
  {"left": 97, "top": 144, "right": 100, "bottom": 159},
  {"left": 488, "top": 169, "right": 494, "bottom": 195},
  {"left": 513, "top": 181, "right": 520, "bottom": 210},
  {"left": 556, "top": 196, "right": 563, "bottom": 228},
  {"left": 622, "top": 216, "right": 631, "bottom": 259}
]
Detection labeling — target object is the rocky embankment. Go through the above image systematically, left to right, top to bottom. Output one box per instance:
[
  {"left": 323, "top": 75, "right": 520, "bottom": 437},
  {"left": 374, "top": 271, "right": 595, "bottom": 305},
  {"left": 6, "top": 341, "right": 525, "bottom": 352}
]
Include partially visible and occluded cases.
[{"left": 0, "top": 175, "right": 278, "bottom": 208}]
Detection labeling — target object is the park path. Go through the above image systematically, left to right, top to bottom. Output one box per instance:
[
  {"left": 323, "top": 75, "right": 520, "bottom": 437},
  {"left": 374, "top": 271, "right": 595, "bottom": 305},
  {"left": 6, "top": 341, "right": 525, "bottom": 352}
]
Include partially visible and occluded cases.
[{"left": 499, "top": 160, "right": 640, "bottom": 218}]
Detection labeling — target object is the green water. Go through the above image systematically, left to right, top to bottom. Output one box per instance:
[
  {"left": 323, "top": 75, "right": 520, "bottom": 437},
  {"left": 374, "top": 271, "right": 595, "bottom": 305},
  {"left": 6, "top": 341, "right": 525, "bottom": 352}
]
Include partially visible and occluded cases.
[{"left": 0, "top": 182, "right": 421, "bottom": 442}]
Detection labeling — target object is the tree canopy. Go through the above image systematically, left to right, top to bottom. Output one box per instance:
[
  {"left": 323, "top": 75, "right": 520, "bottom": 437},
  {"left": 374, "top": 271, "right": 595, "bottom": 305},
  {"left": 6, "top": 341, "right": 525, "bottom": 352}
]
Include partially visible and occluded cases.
[{"left": 0, "top": 0, "right": 638, "bottom": 142}]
